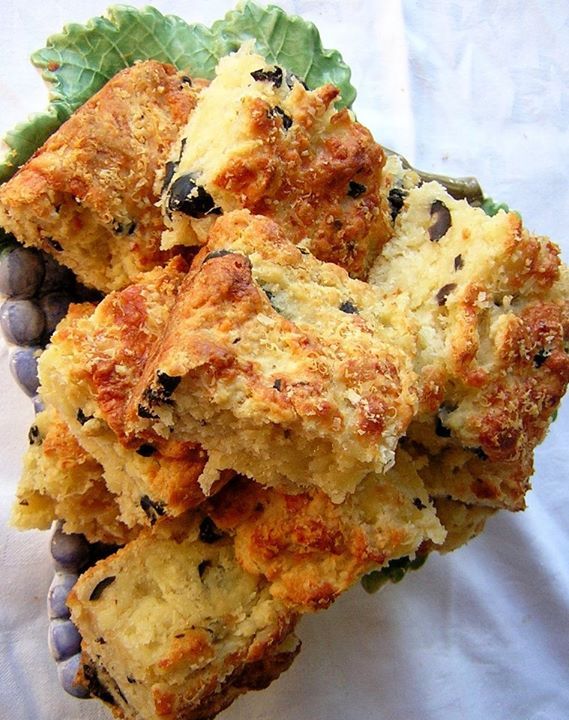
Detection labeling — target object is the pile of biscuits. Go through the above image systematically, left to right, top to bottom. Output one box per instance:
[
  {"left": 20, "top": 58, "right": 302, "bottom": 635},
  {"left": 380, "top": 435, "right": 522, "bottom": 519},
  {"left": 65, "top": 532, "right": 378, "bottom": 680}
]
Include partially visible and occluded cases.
[{"left": 2, "top": 46, "right": 568, "bottom": 720}]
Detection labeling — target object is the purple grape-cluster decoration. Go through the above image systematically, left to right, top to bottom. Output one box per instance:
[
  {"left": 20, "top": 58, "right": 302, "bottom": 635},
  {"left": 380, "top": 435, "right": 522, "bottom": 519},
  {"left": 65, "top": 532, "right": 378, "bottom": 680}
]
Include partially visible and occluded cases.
[
  {"left": 0, "top": 231, "right": 100, "bottom": 399},
  {"left": 0, "top": 231, "right": 107, "bottom": 699},
  {"left": 47, "top": 522, "right": 120, "bottom": 698}
]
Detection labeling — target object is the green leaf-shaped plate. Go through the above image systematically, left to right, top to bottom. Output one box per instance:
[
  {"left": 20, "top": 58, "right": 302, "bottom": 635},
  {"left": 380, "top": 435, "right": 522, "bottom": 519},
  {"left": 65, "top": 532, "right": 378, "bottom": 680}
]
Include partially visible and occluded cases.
[
  {"left": 0, "top": 2, "right": 355, "bottom": 183},
  {"left": 213, "top": 2, "right": 355, "bottom": 106}
]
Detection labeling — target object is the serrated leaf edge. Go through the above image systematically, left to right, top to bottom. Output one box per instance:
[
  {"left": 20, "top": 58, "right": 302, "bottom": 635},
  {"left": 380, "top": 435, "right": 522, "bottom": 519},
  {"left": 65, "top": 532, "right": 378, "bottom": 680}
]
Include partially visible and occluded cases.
[{"left": 1, "top": 1, "right": 356, "bottom": 184}]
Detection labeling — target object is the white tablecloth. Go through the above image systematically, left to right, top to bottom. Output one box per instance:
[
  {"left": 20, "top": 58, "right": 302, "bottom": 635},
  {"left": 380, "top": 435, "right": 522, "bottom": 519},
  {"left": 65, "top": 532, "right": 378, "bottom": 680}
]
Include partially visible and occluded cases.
[{"left": 1, "top": 2, "right": 568, "bottom": 719}]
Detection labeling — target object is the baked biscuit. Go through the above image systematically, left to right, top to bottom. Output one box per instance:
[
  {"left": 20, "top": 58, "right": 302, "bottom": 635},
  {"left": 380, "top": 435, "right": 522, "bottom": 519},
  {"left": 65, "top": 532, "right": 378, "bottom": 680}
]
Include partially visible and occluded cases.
[
  {"left": 161, "top": 45, "right": 391, "bottom": 279},
  {"left": 0, "top": 61, "right": 205, "bottom": 292},
  {"left": 370, "top": 181, "right": 569, "bottom": 510},
  {"left": 130, "top": 210, "right": 418, "bottom": 502},
  {"left": 38, "top": 260, "right": 219, "bottom": 529},
  {"left": 11, "top": 405, "right": 135, "bottom": 545},
  {"left": 208, "top": 453, "right": 445, "bottom": 611},
  {"left": 68, "top": 511, "right": 300, "bottom": 720}
]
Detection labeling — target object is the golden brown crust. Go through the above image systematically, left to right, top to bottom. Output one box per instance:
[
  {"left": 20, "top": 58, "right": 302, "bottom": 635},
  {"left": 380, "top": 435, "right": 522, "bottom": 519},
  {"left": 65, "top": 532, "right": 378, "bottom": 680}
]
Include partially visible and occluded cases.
[
  {"left": 164, "top": 47, "right": 391, "bottom": 278},
  {"left": 0, "top": 61, "right": 205, "bottom": 292},
  {"left": 220, "top": 97, "right": 388, "bottom": 278},
  {"left": 370, "top": 180, "right": 569, "bottom": 512},
  {"left": 129, "top": 210, "right": 418, "bottom": 501},
  {"left": 66, "top": 256, "right": 189, "bottom": 443},
  {"left": 38, "top": 260, "right": 219, "bottom": 526},
  {"left": 459, "top": 300, "right": 569, "bottom": 462},
  {"left": 12, "top": 406, "right": 136, "bottom": 545},
  {"left": 209, "top": 457, "right": 444, "bottom": 611},
  {"left": 68, "top": 512, "right": 300, "bottom": 720}
]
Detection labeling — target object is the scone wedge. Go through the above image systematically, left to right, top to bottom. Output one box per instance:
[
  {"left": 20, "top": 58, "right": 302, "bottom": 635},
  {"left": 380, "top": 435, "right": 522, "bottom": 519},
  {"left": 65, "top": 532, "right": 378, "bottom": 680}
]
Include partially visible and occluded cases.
[
  {"left": 162, "top": 45, "right": 391, "bottom": 279},
  {"left": 0, "top": 61, "right": 205, "bottom": 292},
  {"left": 370, "top": 178, "right": 569, "bottom": 512},
  {"left": 129, "top": 210, "right": 419, "bottom": 502},
  {"left": 38, "top": 259, "right": 219, "bottom": 529},
  {"left": 11, "top": 405, "right": 135, "bottom": 545},
  {"left": 68, "top": 510, "right": 301, "bottom": 720}
]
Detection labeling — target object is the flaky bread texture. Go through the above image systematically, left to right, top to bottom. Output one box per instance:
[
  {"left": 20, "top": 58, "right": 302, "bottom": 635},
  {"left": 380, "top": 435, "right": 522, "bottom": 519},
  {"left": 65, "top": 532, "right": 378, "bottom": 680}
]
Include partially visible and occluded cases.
[
  {"left": 162, "top": 45, "right": 391, "bottom": 279},
  {"left": 0, "top": 61, "right": 204, "bottom": 292},
  {"left": 370, "top": 181, "right": 569, "bottom": 511},
  {"left": 129, "top": 210, "right": 418, "bottom": 502},
  {"left": 38, "top": 260, "right": 216, "bottom": 529},
  {"left": 11, "top": 405, "right": 135, "bottom": 545},
  {"left": 65, "top": 455, "right": 444, "bottom": 718},
  {"left": 208, "top": 455, "right": 444, "bottom": 611},
  {"left": 425, "top": 497, "right": 495, "bottom": 554},
  {"left": 68, "top": 512, "right": 300, "bottom": 720}
]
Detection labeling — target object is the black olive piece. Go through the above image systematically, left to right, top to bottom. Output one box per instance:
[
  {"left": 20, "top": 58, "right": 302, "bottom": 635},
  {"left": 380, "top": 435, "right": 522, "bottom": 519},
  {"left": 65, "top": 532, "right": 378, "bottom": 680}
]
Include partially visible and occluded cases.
[
  {"left": 250, "top": 66, "right": 283, "bottom": 87},
  {"left": 285, "top": 71, "right": 309, "bottom": 90},
  {"left": 180, "top": 75, "right": 192, "bottom": 86},
  {"left": 269, "top": 105, "right": 293, "bottom": 130},
  {"left": 177, "top": 137, "right": 187, "bottom": 164},
  {"left": 162, "top": 160, "right": 178, "bottom": 193},
  {"left": 168, "top": 173, "right": 222, "bottom": 218},
  {"left": 347, "top": 181, "right": 367, "bottom": 198},
  {"left": 388, "top": 187, "right": 407, "bottom": 221},
  {"left": 429, "top": 199, "right": 452, "bottom": 241},
  {"left": 114, "top": 221, "right": 137, "bottom": 235},
  {"left": 46, "top": 238, "right": 63, "bottom": 252},
  {"left": 298, "top": 247, "right": 310, "bottom": 255},
  {"left": 203, "top": 249, "right": 237, "bottom": 264},
  {"left": 454, "top": 254, "right": 464, "bottom": 271},
  {"left": 435, "top": 283, "right": 457, "bottom": 306},
  {"left": 262, "top": 286, "right": 281, "bottom": 313},
  {"left": 339, "top": 300, "right": 359, "bottom": 314},
  {"left": 533, "top": 349, "right": 551, "bottom": 368},
  {"left": 156, "top": 371, "right": 182, "bottom": 398},
  {"left": 141, "top": 377, "right": 179, "bottom": 411},
  {"left": 273, "top": 378, "right": 282, "bottom": 391},
  {"left": 142, "top": 386, "right": 165, "bottom": 407},
  {"left": 137, "top": 403, "right": 158, "bottom": 420},
  {"left": 76, "top": 408, "right": 94, "bottom": 426},
  {"left": 435, "top": 415, "right": 452, "bottom": 438},
  {"left": 28, "top": 424, "right": 41, "bottom": 445},
  {"left": 136, "top": 443, "right": 156, "bottom": 457},
  {"left": 470, "top": 447, "right": 489, "bottom": 461},
  {"left": 140, "top": 495, "right": 166, "bottom": 524},
  {"left": 413, "top": 498, "right": 427, "bottom": 510},
  {"left": 199, "top": 516, "right": 225, "bottom": 544},
  {"left": 87, "top": 541, "right": 120, "bottom": 567},
  {"left": 198, "top": 559, "right": 212, "bottom": 579},
  {"left": 89, "top": 576, "right": 116, "bottom": 601},
  {"left": 95, "top": 637, "right": 106, "bottom": 644},
  {"left": 83, "top": 662, "right": 117, "bottom": 706},
  {"left": 127, "top": 676, "right": 137, "bottom": 684}
]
